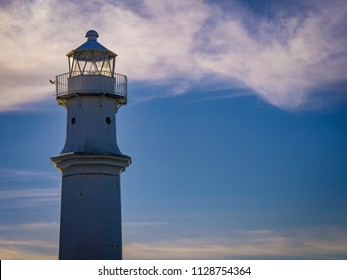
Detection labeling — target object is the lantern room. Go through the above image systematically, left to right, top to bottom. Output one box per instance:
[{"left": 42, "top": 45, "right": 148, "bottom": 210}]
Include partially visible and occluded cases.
[
  {"left": 55, "top": 30, "right": 127, "bottom": 105},
  {"left": 67, "top": 30, "right": 116, "bottom": 77}
]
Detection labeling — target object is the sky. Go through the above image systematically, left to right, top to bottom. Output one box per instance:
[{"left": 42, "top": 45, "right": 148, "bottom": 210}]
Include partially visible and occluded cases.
[{"left": 0, "top": 0, "right": 347, "bottom": 259}]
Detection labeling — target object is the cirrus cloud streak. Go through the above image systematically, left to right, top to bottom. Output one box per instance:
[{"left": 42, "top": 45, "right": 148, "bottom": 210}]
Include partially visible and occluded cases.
[{"left": 124, "top": 227, "right": 347, "bottom": 259}]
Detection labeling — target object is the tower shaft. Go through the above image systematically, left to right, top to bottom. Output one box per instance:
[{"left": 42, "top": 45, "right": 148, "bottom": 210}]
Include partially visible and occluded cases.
[{"left": 52, "top": 154, "right": 129, "bottom": 259}]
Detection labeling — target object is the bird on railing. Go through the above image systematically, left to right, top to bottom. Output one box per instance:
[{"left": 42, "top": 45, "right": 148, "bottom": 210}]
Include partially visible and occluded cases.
[{"left": 49, "top": 79, "right": 56, "bottom": 84}]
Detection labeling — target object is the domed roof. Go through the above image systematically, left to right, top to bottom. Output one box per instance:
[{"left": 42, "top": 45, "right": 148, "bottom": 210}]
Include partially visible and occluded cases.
[{"left": 66, "top": 30, "right": 117, "bottom": 61}]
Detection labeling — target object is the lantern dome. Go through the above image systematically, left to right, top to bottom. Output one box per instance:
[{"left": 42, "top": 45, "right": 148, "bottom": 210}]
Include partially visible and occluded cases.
[{"left": 66, "top": 30, "right": 117, "bottom": 76}]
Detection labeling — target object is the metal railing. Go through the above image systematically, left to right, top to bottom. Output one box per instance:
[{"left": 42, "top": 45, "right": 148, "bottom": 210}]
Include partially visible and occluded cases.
[{"left": 55, "top": 71, "right": 127, "bottom": 101}]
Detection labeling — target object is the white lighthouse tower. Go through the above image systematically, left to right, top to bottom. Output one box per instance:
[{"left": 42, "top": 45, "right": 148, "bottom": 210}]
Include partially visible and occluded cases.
[{"left": 51, "top": 30, "right": 131, "bottom": 260}]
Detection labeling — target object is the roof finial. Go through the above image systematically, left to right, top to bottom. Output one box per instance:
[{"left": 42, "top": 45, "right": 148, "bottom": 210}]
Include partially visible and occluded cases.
[{"left": 86, "top": 30, "right": 99, "bottom": 41}]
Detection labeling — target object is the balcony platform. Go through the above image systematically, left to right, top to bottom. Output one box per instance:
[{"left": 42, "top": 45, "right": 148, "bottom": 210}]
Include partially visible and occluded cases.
[{"left": 55, "top": 71, "right": 127, "bottom": 105}]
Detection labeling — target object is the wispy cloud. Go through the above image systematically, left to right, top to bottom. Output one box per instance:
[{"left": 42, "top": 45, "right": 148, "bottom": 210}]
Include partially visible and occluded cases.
[
  {"left": 0, "top": 0, "right": 346, "bottom": 110},
  {"left": 0, "top": 168, "right": 59, "bottom": 182},
  {"left": 0, "top": 168, "right": 60, "bottom": 208},
  {"left": 0, "top": 187, "right": 60, "bottom": 209},
  {"left": 124, "top": 221, "right": 169, "bottom": 227},
  {"left": 0, "top": 222, "right": 59, "bottom": 259},
  {"left": 0, "top": 222, "right": 59, "bottom": 232},
  {"left": 1, "top": 223, "right": 346, "bottom": 260},
  {"left": 124, "top": 227, "right": 347, "bottom": 259},
  {"left": 0, "top": 239, "right": 58, "bottom": 260},
  {"left": 0, "top": 247, "right": 57, "bottom": 260}
]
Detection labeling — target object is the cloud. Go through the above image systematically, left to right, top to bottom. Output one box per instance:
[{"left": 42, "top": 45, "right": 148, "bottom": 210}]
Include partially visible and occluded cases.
[
  {"left": 0, "top": 0, "right": 346, "bottom": 111},
  {"left": 194, "top": 0, "right": 347, "bottom": 109},
  {"left": 0, "top": 168, "right": 59, "bottom": 182},
  {"left": 0, "top": 168, "right": 60, "bottom": 208},
  {"left": 0, "top": 187, "right": 60, "bottom": 208},
  {"left": 0, "top": 221, "right": 59, "bottom": 259},
  {"left": 124, "top": 221, "right": 169, "bottom": 227},
  {"left": 0, "top": 222, "right": 59, "bottom": 259},
  {"left": 0, "top": 222, "right": 59, "bottom": 232},
  {"left": 1, "top": 223, "right": 346, "bottom": 259},
  {"left": 124, "top": 227, "right": 347, "bottom": 259},
  {"left": 0, "top": 239, "right": 58, "bottom": 260},
  {"left": 0, "top": 247, "right": 57, "bottom": 260}
]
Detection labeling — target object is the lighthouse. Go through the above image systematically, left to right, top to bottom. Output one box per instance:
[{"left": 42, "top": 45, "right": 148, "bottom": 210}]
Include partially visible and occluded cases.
[{"left": 51, "top": 30, "right": 131, "bottom": 260}]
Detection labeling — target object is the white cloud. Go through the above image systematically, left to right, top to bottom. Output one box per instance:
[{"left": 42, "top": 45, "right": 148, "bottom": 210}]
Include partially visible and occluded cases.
[{"left": 0, "top": 0, "right": 346, "bottom": 111}]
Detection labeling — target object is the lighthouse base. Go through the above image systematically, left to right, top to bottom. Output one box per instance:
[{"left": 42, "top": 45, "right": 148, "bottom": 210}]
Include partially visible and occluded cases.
[{"left": 51, "top": 153, "right": 131, "bottom": 260}]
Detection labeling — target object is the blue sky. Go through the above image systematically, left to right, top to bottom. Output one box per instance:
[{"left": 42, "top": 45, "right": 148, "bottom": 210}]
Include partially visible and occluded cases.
[{"left": 0, "top": 0, "right": 347, "bottom": 259}]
